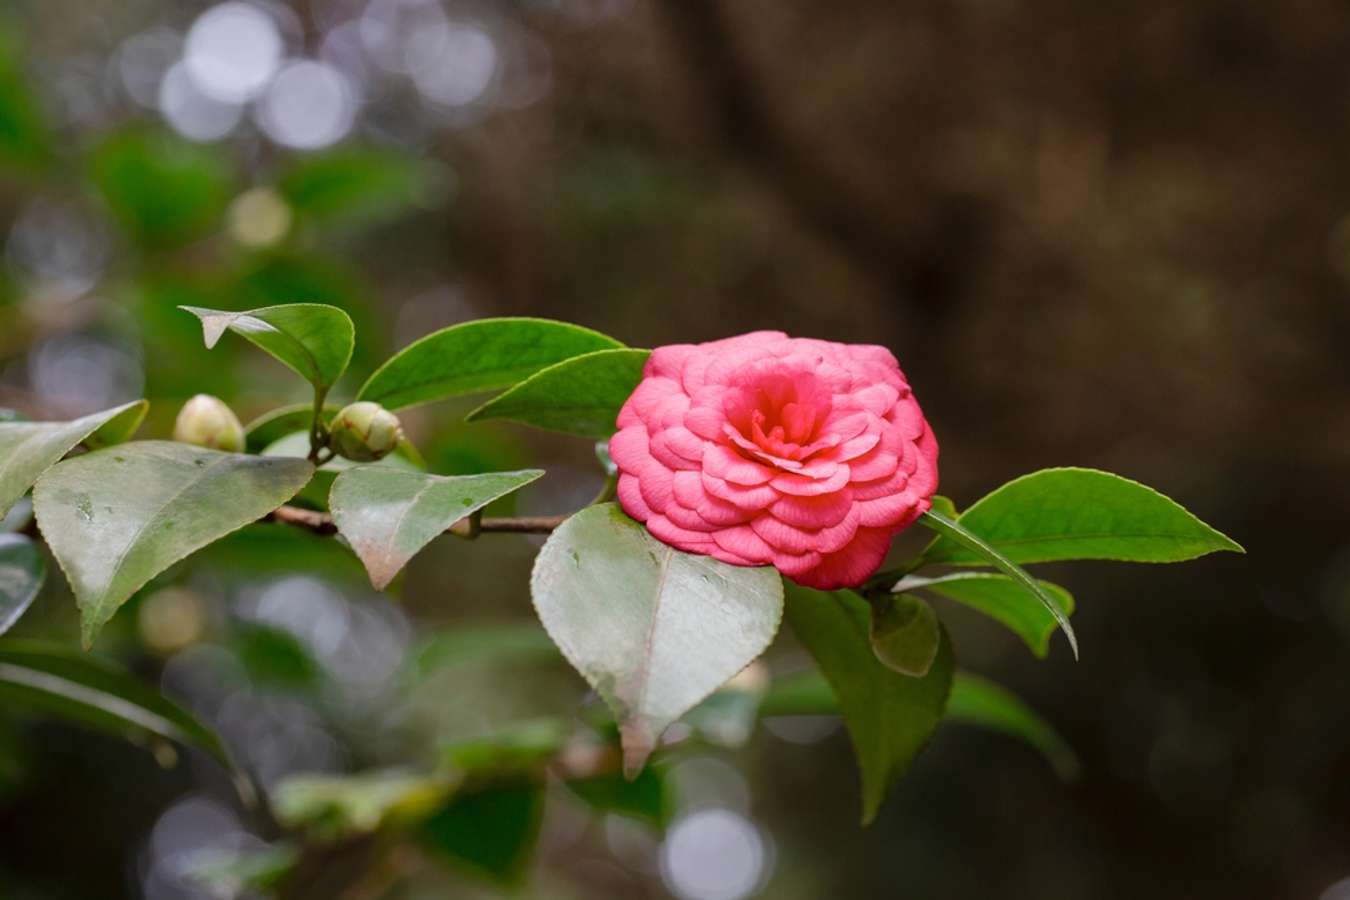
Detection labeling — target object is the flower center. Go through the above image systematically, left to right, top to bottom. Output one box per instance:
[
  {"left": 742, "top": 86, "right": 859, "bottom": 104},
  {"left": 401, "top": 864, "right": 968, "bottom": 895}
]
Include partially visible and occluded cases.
[{"left": 722, "top": 371, "right": 837, "bottom": 470}]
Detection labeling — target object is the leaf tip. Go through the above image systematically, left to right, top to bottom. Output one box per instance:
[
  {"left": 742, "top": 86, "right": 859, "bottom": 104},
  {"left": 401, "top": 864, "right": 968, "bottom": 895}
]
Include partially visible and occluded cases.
[{"left": 619, "top": 722, "right": 655, "bottom": 781}]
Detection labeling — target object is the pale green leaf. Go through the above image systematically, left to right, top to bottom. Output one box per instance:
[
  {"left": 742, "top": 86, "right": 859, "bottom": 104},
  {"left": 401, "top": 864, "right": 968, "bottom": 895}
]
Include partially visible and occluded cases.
[
  {"left": 181, "top": 303, "right": 355, "bottom": 391},
  {"left": 358, "top": 318, "right": 625, "bottom": 411},
  {"left": 467, "top": 348, "right": 649, "bottom": 438},
  {"left": 0, "top": 400, "right": 148, "bottom": 517},
  {"left": 243, "top": 402, "right": 341, "bottom": 453},
  {"left": 32, "top": 441, "right": 313, "bottom": 645},
  {"left": 329, "top": 467, "right": 544, "bottom": 589},
  {"left": 922, "top": 467, "right": 1243, "bottom": 565},
  {"left": 531, "top": 503, "right": 783, "bottom": 775},
  {"left": 919, "top": 509, "right": 1078, "bottom": 658},
  {"left": 0, "top": 534, "right": 44, "bottom": 635},
  {"left": 894, "top": 572, "right": 1075, "bottom": 659},
  {"left": 783, "top": 585, "right": 953, "bottom": 824}
]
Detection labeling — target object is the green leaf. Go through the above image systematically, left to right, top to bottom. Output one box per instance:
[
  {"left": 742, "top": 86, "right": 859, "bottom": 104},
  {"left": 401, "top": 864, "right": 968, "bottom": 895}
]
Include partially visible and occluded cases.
[
  {"left": 0, "top": 31, "right": 51, "bottom": 170},
  {"left": 89, "top": 129, "right": 233, "bottom": 247},
  {"left": 277, "top": 145, "right": 448, "bottom": 228},
  {"left": 181, "top": 303, "right": 355, "bottom": 392},
  {"left": 358, "top": 318, "right": 626, "bottom": 411},
  {"left": 467, "top": 348, "right": 650, "bottom": 438},
  {"left": 0, "top": 400, "right": 148, "bottom": 517},
  {"left": 243, "top": 402, "right": 342, "bottom": 453},
  {"left": 261, "top": 430, "right": 417, "bottom": 509},
  {"left": 32, "top": 441, "right": 313, "bottom": 646},
  {"left": 329, "top": 467, "right": 544, "bottom": 589},
  {"left": 922, "top": 467, "right": 1243, "bottom": 565},
  {"left": 531, "top": 503, "right": 783, "bottom": 775},
  {"left": 919, "top": 510, "right": 1079, "bottom": 659},
  {"left": 0, "top": 535, "right": 44, "bottom": 635},
  {"left": 895, "top": 572, "right": 1074, "bottom": 659},
  {"left": 783, "top": 585, "right": 953, "bottom": 824},
  {"left": 868, "top": 593, "right": 940, "bottom": 677},
  {"left": 406, "top": 623, "right": 561, "bottom": 681},
  {"left": 0, "top": 638, "right": 233, "bottom": 768},
  {"left": 757, "top": 666, "right": 1080, "bottom": 780},
  {"left": 947, "top": 672, "right": 1080, "bottom": 780},
  {"left": 439, "top": 719, "right": 568, "bottom": 776},
  {"left": 567, "top": 765, "right": 673, "bottom": 831},
  {"left": 275, "top": 770, "right": 449, "bottom": 840},
  {"left": 419, "top": 782, "right": 544, "bottom": 886},
  {"left": 187, "top": 842, "right": 299, "bottom": 897}
]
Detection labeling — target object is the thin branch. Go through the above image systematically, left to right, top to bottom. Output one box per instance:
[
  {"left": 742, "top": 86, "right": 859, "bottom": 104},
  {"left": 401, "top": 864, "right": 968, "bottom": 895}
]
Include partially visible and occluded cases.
[{"left": 264, "top": 505, "right": 567, "bottom": 537}]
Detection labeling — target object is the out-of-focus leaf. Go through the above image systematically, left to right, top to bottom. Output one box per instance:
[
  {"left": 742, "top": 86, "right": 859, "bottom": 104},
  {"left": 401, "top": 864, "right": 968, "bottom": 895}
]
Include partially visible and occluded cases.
[
  {"left": 0, "top": 31, "right": 51, "bottom": 170},
  {"left": 89, "top": 129, "right": 233, "bottom": 247},
  {"left": 278, "top": 145, "right": 448, "bottom": 227},
  {"left": 181, "top": 303, "right": 355, "bottom": 393},
  {"left": 358, "top": 318, "right": 625, "bottom": 412},
  {"left": 467, "top": 348, "right": 649, "bottom": 438},
  {"left": 0, "top": 400, "right": 148, "bottom": 517},
  {"left": 244, "top": 403, "right": 342, "bottom": 453},
  {"left": 32, "top": 442, "right": 313, "bottom": 646},
  {"left": 329, "top": 467, "right": 543, "bottom": 589},
  {"left": 922, "top": 467, "right": 1243, "bottom": 565},
  {"left": 0, "top": 497, "right": 31, "bottom": 533},
  {"left": 531, "top": 503, "right": 783, "bottom": 776},
  {"left": 919, "top": 509, "right": 1078, "bottom": 659},
  {"left": 0, "top": 535, "right": 44, "bottom": 636},
  {"left": 894, "top": 572, "right": 1075, "bottom": 659},
  {"left": 783, "top": 585, "right": 953, "bottom": 824},
  {"left": 868, "top": 592, "right": 940, "bottom": 677},
  {"left": 231, "top": 622, "right": 321, "bottom": 691},
  {"left": 406, "top": 624, "right": 560, "bottom": 681},
  {"left": 0, "top": 638, "right": 232, "bottom": 767},
  {"left": 757, "top": 666, "right": 1078, "bottom": 779},
  {"left": 946, "top": 671, "right": 1080, "bottom": 780},
  {"left": 439, "top": 719, "right": 568, "bottom": 776},
  {"left": 567, "top": 764, "right": 673, "bottom": 831},
  {"left": 274, "top": 770, "right": 449, "bottom": 840},
  {"left": 419, "top": 782, "right": 544, "bottom": 886},
  {"left": 187, "top": 842, "right": 299, "bottom": 897}
]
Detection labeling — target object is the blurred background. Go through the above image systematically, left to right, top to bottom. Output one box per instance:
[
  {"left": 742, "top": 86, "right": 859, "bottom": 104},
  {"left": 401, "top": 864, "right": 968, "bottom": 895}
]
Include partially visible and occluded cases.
[{"left": 0, "top": 0, "right": 1346, "bottom": 898}]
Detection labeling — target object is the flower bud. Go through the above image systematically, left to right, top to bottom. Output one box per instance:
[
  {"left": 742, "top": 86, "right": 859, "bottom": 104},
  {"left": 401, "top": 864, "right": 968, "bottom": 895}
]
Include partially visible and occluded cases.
[
  {"left": 173, "top": 394, "right": 245, "bottom": 453},
  {"left": 329, "top": 401, "right": 402, "bottom": 462}
]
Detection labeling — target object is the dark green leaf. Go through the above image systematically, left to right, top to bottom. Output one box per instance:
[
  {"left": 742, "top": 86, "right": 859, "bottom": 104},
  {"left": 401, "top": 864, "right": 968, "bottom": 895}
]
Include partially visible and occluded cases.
[
  {"left": 0, "top": 31, "right": 51, "bottom": 170},
  {"left": 89, "top": 129, "right": 233, "bottom": 247},
  {"left": 278, "top": 145, "right": 448, "bottom": 227},
  {"left": 181, "top": 303, "right": 355, "bottom": 392},
  {"left": 358, "top": 318, "right": 626, "bottom": 411},
  {"left": 468, "top": 348, "right": 650, "bottom": 438},
  {"left": 0, "top": 400, "right": 148, "bottom": 517},
  {"left": 243, "top": 402, "right": 342, "bottom": 453},
  {"left": 32, "top": 441, "right": 313, "bottom": 646},
  {"left": 329, "top": 467, "right": 544, "bottom": 589},
  {"left": 922, "top": 467, "right": 1243, "bottom": 565},
  {"left": 531, "top": 503, "right": 783, "bottom": 775},
  {"left": 919, "top": 509, "right": 1078, "bottom": 659},
  {"left": 0, "top": 535, "right": 43, "bottom": 636},
  {"left": 894, "top": 572, "right": 1075, "bottom": 659},
  {"left": 783, "top": 585, "right": 953, "bottom": 824},
  {"left": 868, "top": 592, "right": 940, "bottom": 677},
  {"left": 231, "top": 623, "right": 321, "bottom": 691},
  {"left": 406, "top": 624, "right": 561, "bottom": 681},
  {"left": 0, "top": 638, "right": 232, "bottom": 768},
  {"left": 758, "top": 668, "right": 838, "bottom": 718},
  {"left": 947, "top": 672, "right": 1080, "bottom": 780},
  {"left": 567, "top": 765, "right": 673, "bottom": 831},
  {"left": 419, "top": 783, "right": 544, "bottom": 886}
]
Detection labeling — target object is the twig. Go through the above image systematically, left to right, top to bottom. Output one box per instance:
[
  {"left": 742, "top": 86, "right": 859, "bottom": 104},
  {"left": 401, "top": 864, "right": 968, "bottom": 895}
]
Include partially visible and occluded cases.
[{"left": 264, "top": 506, "right": 567, "bottom": 537}]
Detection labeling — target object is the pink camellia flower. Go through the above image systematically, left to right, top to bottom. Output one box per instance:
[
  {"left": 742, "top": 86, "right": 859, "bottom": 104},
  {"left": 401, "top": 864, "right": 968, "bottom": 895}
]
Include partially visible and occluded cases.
[{"left": 609, "top": 331, "right": 939, "bottom": 590}]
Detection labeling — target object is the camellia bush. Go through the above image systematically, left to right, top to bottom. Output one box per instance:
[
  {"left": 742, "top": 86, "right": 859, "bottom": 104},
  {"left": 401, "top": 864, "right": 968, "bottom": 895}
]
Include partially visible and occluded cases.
[{"left": 0, "top": 305, "right": 1242, "bottom": 895}]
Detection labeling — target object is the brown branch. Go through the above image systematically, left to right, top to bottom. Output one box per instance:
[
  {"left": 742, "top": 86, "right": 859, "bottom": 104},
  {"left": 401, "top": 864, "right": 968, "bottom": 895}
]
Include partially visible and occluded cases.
[{"left": 264, "top": 505, "right": 566, "bottom": 537}]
